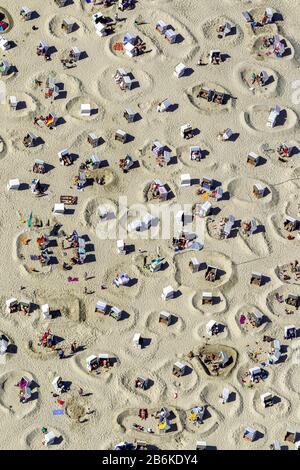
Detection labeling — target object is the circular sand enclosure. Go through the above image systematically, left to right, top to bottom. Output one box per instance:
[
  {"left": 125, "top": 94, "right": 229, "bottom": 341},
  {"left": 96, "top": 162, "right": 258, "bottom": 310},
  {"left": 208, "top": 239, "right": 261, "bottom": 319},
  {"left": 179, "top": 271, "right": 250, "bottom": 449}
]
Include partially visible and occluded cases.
[
  {"left": 0, "top": 7, "right": 14, "bottom": 33},
  {"left": 48, "top": 15, "right": 88, "bottom": 39},
  {"left": 201, "top": 16, "right": 244, "bottom": 46},
  {"left": 108, "top": 33, "right": 156, "bottom": 60},
  {"left": 252, "top": 35, "right": 294, "bottom": 61},
  {"left": 235, "top": 63, "right": 278, "bottom": 96},
  {"left": 98, "top": 66, "right": 153, "bottom": 103},
  {"left": 187, "top": 83, "right": 233, "bottom": 114},
  {"left": 65, "top": 95, "right": 104, "bottom": 121},
  {"left": 242, "top": 105, "right": 297, "bottom": 133},
  {"left": 138, "top": 141, "right": 179, "bottom": 173},
  {"left": 176, "top": 141, "right": 214, "bottom": 169},
  {"left": 227, "top": 177, "right": 272, "bottom": 204},
  {"left": 142, "top": 180, "right": 175, "bottom": 203},
  {"left": 83, "top": 197, "right": 118, "bottom": 230},
  {"left": 269, "top": 212, "right": 300, "bottom": 242},
  {"left": 206, "top": 216, "right": 238, "bottom": 241},
  {"left": 175, "top": 250, "right": 233, "bottom": 290},
  {"left": 133, "top": 252, "right": 171, "bottom": 278},
  {"left": 102, "top": 261, "right": 140, "bottom": 294},
  {"left": 275, "top": 262, "right": 300, "bottom": 286},
  {"left": 266, "top": 285, "right": 300, "bottom": 318},
  {"left": 192, "top": 290, "right": 227, "bottom": 316},
  {"left": 235, "top": 305, "right": 269, "bottom": 334},
  {"left": 145, "top": 310, "right": 186, "bottom": 337},
  {"left": 196, "top": 344, "right": 238, "bottom": 378},
  {"left": 73, "top": 353, "right": 119, "bottom": 381},
  {"left": 158, "top": 360, "right": 200, "bottom": 396},
  {"left": 120, "top": 368, "right": 165, "bottom": 402},
  {"left": 0, "top": 370, "right": 38, "bottom": 419},
  {"left": 200, "top": 383, "right": 243, "bottom": 417},
  {"left": 252, "top": 389, "right": 291, "bottom": 417},
  {"left": 185, "top": 404, "right": 219, "bottom": 435},
  {"left": 116, "top": 406, "right": 183, "bottom": 437},
  {"left": 231, "top": 423, "right": 267, "bottom": 449},
  {"left": 25, "top": 427, "right": 65, "bottom": 450}
]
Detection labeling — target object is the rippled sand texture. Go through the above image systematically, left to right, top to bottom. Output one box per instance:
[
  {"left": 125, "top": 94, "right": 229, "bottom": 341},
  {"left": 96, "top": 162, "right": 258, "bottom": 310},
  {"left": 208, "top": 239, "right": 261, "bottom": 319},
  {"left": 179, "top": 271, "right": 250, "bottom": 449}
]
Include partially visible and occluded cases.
[{"left": 0, "top": 0, "right": 300, "bottom": 451}]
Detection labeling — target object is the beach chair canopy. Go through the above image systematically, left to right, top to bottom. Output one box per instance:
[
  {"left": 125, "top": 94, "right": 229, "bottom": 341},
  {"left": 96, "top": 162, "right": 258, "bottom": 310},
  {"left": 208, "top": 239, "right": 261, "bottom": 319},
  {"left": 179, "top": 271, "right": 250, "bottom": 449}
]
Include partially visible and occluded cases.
[{"left": 174, "top": 63, "right": 187, "bottom": 77}]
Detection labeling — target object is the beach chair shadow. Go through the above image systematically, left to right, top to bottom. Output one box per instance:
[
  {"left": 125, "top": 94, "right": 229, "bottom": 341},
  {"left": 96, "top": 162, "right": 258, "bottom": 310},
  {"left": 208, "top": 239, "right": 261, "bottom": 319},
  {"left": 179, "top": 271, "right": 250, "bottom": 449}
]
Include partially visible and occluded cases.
[
  {"left": 30, "top": 11, "right": 40, "bottom": 20},
  {"left": 48, "top": 46, "right": 58, "bottom": 57},
  {"left": 17, "top": 101, "right": 27, "bottom": 110},
  {"left": 276, "top": 110, "right": 287, "bottom": 126},
  {"left": 56, "top": 117, "right": 66, "bottom": 126},
  {"left": 125, "top": 133, "right": 135, "bottom": 143},
  {"left": 19, "top": 183, "right": 30, "bottom": 191},
  {"left": 211, "top": 207, "right": 221, "bottom": 216},
  {"left": 85, "top": 254, "right": 96, "bottom": 263},
  {"left": 127, "top": 277, "right": 138, "bottom": 287},
  {"left": 212, "top": 296, "right": 221, "bottom": 306},
  {"left": 51, "top": 309, "right": 61, "bottom": 319},
  {"left": 141, "top": 337, "right": 152, "bottom": 348},
  {"left": 7, "top": 344, "right": 17, "bottom": 354}
]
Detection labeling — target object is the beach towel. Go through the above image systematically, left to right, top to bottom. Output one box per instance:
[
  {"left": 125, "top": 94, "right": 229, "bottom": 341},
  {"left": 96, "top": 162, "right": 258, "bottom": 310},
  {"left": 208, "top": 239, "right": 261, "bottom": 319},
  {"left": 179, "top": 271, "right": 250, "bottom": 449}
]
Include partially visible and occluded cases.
[
  {"left": 30, "top": 255, "right": 40, "bottom": 260},
  {"left": 67, "top": 277, "right": 79, "bottom": 282},
  {"left": 53, "top": 409, "right": 64, "bottom": 415}
]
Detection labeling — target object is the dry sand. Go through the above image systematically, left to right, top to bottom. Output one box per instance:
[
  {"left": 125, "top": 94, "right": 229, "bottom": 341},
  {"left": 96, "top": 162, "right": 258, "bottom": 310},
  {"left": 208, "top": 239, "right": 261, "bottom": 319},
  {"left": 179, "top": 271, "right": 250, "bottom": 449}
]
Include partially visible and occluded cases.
[{"left": 0, "top": 0, "right": 300, "bottom": 450}]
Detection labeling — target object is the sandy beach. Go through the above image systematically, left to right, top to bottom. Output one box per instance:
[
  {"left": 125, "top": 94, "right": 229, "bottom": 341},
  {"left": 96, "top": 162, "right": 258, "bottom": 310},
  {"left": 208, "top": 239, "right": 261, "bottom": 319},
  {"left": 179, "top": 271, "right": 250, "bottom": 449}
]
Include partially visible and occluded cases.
[{"left": 1, "top": 0, "right": 300, "bottom": 450}]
